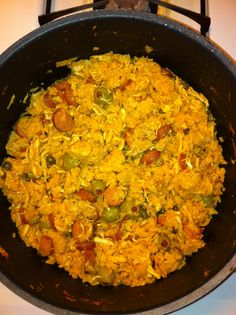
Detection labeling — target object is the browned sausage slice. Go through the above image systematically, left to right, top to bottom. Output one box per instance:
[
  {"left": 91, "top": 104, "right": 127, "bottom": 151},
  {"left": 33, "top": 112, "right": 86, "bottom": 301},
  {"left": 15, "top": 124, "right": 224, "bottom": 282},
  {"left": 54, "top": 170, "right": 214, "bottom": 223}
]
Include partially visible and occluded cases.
[
  {"left": 55, "top": 81, "right": 76, "bottom": 106},
  {"left": 44, "top": 93, "right": 56, "bottom": 108},
  {"left": 52, "top": 108, "right": 74, "bottom": 132},
  {"left": 156, "top": 124, "right": 173, "bottom": 141},
  {"left": 140, "top": 149, "right": 161, "bottom": 165},
  {"left": 103, "top": 186, "right": 126, "bottom": 206},
  {"left": 76, "top": 188, "right": 96, "bottom": 203},
  {"left": 72, "top": 220, "right": 93, "bottom": 240},
  {"left": 39, "top": 235, "right": 54, "bottom": 256}
]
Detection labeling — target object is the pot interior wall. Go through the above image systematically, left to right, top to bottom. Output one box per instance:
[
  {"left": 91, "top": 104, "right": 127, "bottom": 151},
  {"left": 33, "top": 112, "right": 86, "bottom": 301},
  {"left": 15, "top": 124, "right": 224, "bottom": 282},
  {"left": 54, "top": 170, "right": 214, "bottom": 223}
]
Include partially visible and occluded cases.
[{"left": 0, "top": 12, "right": 236, "bottom": 314}]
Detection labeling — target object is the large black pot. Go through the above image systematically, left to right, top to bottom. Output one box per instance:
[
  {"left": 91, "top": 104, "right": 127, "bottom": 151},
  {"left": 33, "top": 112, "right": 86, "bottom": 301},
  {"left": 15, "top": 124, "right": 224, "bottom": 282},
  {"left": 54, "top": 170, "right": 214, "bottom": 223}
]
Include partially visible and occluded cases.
[{"left": 0, "top": 10, "right": 236, "bottom": 315}]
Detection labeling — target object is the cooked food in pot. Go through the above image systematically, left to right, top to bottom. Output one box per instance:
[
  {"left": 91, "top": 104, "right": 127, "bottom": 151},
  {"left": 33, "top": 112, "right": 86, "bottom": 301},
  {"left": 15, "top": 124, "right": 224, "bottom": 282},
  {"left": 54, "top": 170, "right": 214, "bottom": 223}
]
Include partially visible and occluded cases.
[{"left": 0, "top": 52, "right": 225, "bottom": 287}]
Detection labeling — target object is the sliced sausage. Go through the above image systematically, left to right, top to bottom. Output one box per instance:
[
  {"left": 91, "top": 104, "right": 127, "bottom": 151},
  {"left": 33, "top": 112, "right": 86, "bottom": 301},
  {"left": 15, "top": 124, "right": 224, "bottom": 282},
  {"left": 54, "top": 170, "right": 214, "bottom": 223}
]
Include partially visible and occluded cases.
[
  {"left": 55, "top": 81, "right": 76, "bottom": 106},
  {"left": 44, "top": 93, "right": 56, "bottom": 108},
  {"left": 52, "top": 108, "right": 74, "bottom": 132},
  {"left": 15, "top": 116, "right": 44, "bottom": 138},
  {"left": 15, "top": 118, "right": 28, "bottom": 138},
  {"left": 156, "top": 124, "right": 173, "bottom": 141},
  {"left": 140, "top": 148, "right": 161, "bottom": 165},
  {"left": 103, "top": 186, "right": 126, "bottom": 206},
  {"left": 76, "top": 188, "right": 96, "bottom": 203},
  {"left": 72, "top": 220, "right": 93, "bottom": 240},
  {"left": 72, "top": 221, "right": 83, "bottom": 239},
  {"left": 183, "top": 224, "right": 203, "bottom": 239},
  {"left": 39, "top": 235, "right": 54, "bottom": 256},
  {"left": 76, "top": 241, "right": 95, "bottom": 251},
  {"left": 84, "top": 248, "right": 96, "bottom": 265}
]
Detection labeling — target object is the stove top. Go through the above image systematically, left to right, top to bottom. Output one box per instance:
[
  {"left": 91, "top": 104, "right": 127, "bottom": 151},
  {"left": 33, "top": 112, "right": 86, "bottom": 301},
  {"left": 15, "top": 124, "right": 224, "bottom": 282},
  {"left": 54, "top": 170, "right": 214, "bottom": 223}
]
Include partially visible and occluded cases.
[{"left": 39, "top": 0, "right": 211, "bottom": 36}]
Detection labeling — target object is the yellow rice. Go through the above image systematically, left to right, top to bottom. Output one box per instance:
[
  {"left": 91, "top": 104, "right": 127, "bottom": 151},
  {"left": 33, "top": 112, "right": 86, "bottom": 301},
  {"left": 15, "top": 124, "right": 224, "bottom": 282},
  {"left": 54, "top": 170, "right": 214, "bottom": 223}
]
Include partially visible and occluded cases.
[{"left": 0, "top": 52, "right": 225, "bottom": 287}]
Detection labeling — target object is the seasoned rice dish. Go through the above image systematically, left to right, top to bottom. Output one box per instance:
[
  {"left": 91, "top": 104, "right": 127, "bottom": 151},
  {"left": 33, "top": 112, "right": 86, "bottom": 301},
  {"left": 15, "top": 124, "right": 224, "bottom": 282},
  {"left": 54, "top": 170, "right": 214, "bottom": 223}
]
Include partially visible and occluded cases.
[{"left": 0, "top": 52, "right": 225, "bottom": 286}]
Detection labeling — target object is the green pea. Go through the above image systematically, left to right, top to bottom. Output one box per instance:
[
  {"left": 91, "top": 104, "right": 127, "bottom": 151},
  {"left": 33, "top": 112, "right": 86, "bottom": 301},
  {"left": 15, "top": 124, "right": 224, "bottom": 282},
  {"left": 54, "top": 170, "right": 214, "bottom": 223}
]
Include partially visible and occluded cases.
[
  {"left": 182, "top": 80, "right": 189, "bottom": 90},
  {"left": 94, "top": 86, "right": 113, "bottom": 107},
  {"left": 207, "top": 111, "right": 215, "bottom": 122},
  {"left": 183, "top": 128, "right": 190, "bottom": 135},
  {"left": 194, "top": 145, "right": 207, "bottom": 157},
  {"left": 62, "top": 152, "right": 80, "bottom": 171},
  {"left": 46, "top": 155, "right": 56, "bottom": 168},
  {"left": 156, "top": 157, "right": 164, "bottom": 167},
  {"left": 2, "top": 160, "right": 12, "bottom": 171},
  {"left": 21, "top": 172, "right": 35, "bottom": 181},
  {"left": 91, "top": 179, "right": 106, "bottom": 194},
  {"left": 202, "top": 195, "right": 215, "bottom": 208},
  {"left": 120, "top": 199, "right": 133, "bottom": 213},
  {"left": 139, "top": 205, "right": 149, "bottom": 218},
  {"left": 172, "top": 205, "right": 179, "bottom": 211},
  {"left": 102, "top": 207, "right": 120, "bottom": 222},
  {"left": 158, "top": 207, "right": 166, "bottom": 215},
  {"left": 28, "top": 216, "right": 39, "bottom": 225},
  {"left": 39, "top": 220, "right": 51, "bottom": 230}
]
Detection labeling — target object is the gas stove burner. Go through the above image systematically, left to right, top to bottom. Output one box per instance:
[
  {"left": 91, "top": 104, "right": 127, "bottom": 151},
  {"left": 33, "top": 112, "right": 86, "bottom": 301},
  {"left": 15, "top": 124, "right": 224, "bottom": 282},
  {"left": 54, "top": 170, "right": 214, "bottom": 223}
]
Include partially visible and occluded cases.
[
  {"left": 39, "top": 0, "right": 210, "bottom": 36},
  {"left": 107, "top": 0, "right": 148, "bottom": 10}
]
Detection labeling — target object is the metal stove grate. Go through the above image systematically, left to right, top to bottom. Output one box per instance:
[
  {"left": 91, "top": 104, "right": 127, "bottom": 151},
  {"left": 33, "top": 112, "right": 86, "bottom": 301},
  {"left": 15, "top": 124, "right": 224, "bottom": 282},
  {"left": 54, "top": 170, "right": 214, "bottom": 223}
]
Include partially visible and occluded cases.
[{"left": 39, "top": 0, "right": 210, "bottom": 36}]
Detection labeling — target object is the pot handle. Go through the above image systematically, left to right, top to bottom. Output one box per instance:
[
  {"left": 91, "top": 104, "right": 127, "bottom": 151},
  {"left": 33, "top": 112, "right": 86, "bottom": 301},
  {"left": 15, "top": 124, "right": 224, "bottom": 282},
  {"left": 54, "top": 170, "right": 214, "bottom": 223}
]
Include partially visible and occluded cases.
[{"left": 150, "top": 0, "right": 211, "bottom": 36}]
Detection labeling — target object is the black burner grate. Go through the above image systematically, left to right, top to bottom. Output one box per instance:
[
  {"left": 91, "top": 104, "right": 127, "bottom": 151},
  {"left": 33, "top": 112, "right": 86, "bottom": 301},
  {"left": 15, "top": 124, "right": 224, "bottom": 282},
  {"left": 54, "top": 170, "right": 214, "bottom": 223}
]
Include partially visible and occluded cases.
[{"left": 39, "top": 0, "right": 210, "bottom": 36}]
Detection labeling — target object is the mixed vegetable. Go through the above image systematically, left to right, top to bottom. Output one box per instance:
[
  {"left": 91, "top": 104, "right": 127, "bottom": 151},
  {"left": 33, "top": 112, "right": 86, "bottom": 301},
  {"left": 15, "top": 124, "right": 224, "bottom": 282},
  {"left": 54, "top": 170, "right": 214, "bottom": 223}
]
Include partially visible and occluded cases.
[{"left": 0, "top": 53, "right": 225, "bottom": 287}]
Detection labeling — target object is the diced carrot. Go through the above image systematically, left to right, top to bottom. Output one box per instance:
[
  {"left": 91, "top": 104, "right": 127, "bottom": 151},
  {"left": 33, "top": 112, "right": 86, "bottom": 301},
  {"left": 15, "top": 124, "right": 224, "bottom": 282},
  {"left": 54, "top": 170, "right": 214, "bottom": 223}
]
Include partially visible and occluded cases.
[
  {"left": 123, "top": 128, "right": 133, "bottom": 147},
  {"left": 157, "top": 215, "right": 167, "bottom": 226},
  {"left": 183, "top": 224, "right": 202, "bottom": 239}
]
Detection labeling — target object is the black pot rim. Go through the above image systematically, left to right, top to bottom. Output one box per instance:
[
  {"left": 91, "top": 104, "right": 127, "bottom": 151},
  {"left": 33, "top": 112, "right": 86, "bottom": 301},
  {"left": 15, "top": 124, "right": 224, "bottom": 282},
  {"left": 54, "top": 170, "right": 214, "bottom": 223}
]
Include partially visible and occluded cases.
[
  {"left": 0, "top": 9, "right": 236, "bottom": 315},
  {"left": 0, "top": 10, "right": 235, "bottom": 70},
  {"left": 0, "top": 255, "right": 235, "bottom": 315}
]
